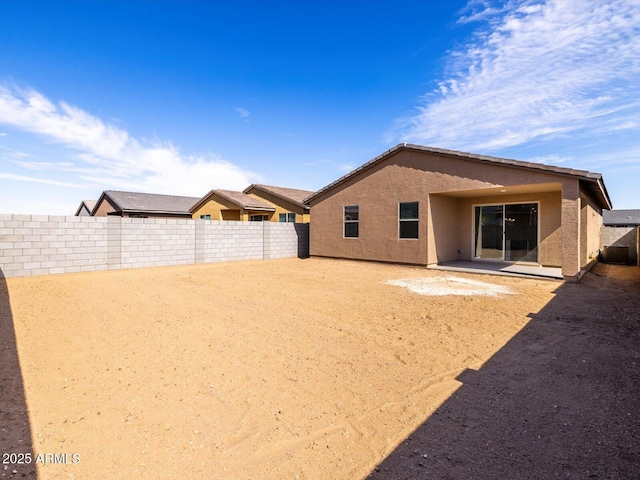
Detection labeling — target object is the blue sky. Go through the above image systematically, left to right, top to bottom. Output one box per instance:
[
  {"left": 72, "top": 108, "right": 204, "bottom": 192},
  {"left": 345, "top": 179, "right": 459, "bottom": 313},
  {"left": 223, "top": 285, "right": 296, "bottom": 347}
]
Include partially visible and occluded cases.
[{"left": 1, "top": 0, "right": 639, "bottom": 214}]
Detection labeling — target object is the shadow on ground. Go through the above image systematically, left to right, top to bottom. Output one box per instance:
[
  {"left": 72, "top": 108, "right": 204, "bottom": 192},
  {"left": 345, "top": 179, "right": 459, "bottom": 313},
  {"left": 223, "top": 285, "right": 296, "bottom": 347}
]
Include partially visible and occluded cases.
[
  {"left": 368, "top": 264, "right": 640, "bottom": 480},
  {"left": 0, "top": 268, "right": 37, "bottom": 479}
]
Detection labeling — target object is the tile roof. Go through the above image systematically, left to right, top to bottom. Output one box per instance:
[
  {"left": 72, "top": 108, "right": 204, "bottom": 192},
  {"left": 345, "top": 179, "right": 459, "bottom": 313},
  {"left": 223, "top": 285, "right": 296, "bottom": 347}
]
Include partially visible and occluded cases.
[
  {"left": 304, "top": 143, "right": 612, "bottom": 210},
  {"left": 243, "top": 184, "right": 315, "bottom": 209},
  {"left": 192, "top": 189, "right": 276, "bottom": 212},
  {"left": 103, "top": 190, "right": 200, "bottom": 214},
  {"left": 603, "top": 209, "right": 640, "bottom": 226}
]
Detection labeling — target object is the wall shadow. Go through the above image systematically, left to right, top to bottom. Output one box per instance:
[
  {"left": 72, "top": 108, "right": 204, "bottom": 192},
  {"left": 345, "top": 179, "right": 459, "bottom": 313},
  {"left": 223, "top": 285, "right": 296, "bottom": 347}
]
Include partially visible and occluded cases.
[
  {"left": 295, "top": 223, "right": 310, "bottom": 258},
  {"left": 368, "top": 265, "right": 640, "bottom": 479},
  {"left": 0, "top": 268, "right": 37, "bottom": 479}
]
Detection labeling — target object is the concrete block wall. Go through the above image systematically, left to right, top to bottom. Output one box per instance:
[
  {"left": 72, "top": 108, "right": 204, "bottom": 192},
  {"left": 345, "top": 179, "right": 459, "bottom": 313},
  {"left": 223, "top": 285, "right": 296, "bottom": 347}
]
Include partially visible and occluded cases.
[
  {"left": 0, "top": 215, "right": 309, "bottom": 278},
  {"left": 0, "top": 215, "right": 111, "bottom": 277},
  {"left": 120, "top": 218, "right": 197, "bottom": 269},
  {"left": 202, "top": 221, "right": 264, "bottom": 263},
  {"left": 264, "top": 222, "right": 309, "bottom": 259},
  {"left": 600, "top": 226, "right": 638, "bottom": 266}
]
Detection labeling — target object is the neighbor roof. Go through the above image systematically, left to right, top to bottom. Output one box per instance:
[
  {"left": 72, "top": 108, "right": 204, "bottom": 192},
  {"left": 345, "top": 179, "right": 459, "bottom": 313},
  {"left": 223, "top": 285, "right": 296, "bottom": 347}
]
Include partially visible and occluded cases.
[
  {"left": 304, "top": 143, "right": 612, "bottom": 210},
  {"left": 243, "top": 184, "right": 315, "bottom": 210},
  {"left": 190, "top": 189, "right": 276, "bottom": 213},
  {"left": 97, "top": 190, "right": 200, "bottom": 216},
  {"left": 74, "top": 199, "right": 96, "bottom": 216},
  {"left": 603, "top": 209, "right": 640, "bottom": 226}
]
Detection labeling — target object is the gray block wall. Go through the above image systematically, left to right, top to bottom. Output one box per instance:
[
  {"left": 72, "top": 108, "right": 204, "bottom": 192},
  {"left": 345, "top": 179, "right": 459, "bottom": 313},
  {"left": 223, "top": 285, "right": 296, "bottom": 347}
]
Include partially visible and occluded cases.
[
  {"left": 0, "top": 215, "right": 309, "bottom": 278},
  {"left": 600, "top": 226, "right": 638, "bottom": 266}
]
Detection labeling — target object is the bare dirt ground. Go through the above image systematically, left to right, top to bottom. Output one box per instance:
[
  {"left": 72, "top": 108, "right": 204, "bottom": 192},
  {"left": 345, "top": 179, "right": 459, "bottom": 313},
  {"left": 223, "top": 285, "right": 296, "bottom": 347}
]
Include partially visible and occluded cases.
[{"left": 1, "top": 258, "right": 638, "bottom": 479}]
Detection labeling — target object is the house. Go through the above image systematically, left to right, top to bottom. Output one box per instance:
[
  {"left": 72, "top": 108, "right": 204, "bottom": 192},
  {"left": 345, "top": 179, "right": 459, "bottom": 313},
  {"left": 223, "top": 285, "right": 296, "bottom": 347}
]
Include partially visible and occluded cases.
[
  {"left": 304, "top": 144, "right": 612, "bottom": 281},
  {"left": 243, "top": 184, "right": 314, "bottom": 223},
  {"left": 190, "top": 189, "right": 276, "bottom": 221},
  {"left": 92, "top": 190, "right": 200, "bottom": 218},
  {"left": 74, "top": 200, "right": 96, "bottom": 216},
  {"left": 603, "top": 209, "right": 640, "bottom": 227}
]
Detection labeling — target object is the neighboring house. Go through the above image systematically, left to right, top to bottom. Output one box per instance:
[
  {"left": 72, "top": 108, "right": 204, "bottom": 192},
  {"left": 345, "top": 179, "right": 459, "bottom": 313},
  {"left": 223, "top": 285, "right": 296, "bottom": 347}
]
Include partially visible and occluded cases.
[
  {"left": 305, "top": 143, "right": 612, "bottom": 281},
  {"left": 243, "top": 184, "right": 314, "bottom": 223},
  {"left": 190, "top": 189, "right": 276, "bottom": 221},
  {"left": 92, "top": 190, "right": 200, "bottom": 218},
  {"left": 75, "top": 200, "right": 96, "bottom": 216},
  {"left": 603, "top": 209, "right": 640, "bottom": 226}
]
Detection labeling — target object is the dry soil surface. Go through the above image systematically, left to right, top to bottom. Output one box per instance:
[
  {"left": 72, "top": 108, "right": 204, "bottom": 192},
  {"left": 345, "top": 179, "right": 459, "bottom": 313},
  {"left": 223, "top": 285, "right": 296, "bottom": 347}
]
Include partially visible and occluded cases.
[{"left": 1, "top": 259, "right": 638, "bottom": 479}]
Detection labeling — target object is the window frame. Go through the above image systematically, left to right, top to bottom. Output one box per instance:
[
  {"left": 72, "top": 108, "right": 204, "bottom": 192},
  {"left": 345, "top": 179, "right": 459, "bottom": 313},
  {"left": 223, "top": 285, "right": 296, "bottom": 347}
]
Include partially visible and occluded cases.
[
  {"left": 398, "top": 202, "right": 419, "bottom": 239},
  {"left": 344, "top": 205, "right": 359, "bottom": 238},
  {"left": 278, "top": 212, "right": 296, "bottom": 223}
]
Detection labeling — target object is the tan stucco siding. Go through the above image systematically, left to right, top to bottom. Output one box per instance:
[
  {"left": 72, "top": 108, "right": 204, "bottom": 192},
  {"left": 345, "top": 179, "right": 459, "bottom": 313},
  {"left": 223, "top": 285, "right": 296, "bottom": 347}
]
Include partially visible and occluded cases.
[
  {"left": 310, "top": 149, "right": 579, "bottom": 268},
  {"left": 309, "top": 160, "right": 429, "bottom": 264},
  {"left": 561, "top": 181, "right": 581, "bottom": 278},
  {"left": 580, "top": 187, "right": 603, "bottom": 267},
  {"left": 246, "top": 191, "right": 309, "bottom": 223},
  {"left": 454, "top": 192, "right": 562, "bottom": 267},
  {"left": 427, "top": 195, "right": 462, "bottom": 265},
  {"left": 92, "top": 197, "right": 119, "bottom": 217},
  {"left": 192, "top": 197, "right": 237, "bottom": 220}
]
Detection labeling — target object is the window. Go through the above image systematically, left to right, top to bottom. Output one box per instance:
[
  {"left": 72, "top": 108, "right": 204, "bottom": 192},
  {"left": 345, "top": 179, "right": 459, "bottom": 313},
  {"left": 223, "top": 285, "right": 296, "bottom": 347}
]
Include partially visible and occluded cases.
[
  {"left": 399, "top": 202, "right": 419, "bottom": 239},
  {"left": 344, "top": 205, "right": 359, "bottom": 238},
  {"left": 278, "top": 213, "right": 296, "bottom": 222},
  {"left": 200, "top": 214, "right": 211, "bottom": 220},
  {"left": 250, "top": 214, "right": 269, "bottom": 221}
]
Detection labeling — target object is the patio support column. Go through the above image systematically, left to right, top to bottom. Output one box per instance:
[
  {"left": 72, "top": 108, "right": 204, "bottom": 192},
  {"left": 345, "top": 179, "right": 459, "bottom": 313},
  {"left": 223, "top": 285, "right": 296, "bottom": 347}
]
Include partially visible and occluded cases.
[{"left": 561, "top": 181, "right": 581, "bottom": 280}]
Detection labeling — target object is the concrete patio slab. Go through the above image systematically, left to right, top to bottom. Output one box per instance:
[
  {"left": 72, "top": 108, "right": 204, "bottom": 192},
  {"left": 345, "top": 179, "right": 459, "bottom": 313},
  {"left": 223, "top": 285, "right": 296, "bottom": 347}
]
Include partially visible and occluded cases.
[{"left": 428, "top": 260, "right": 563, "bottom": 280}]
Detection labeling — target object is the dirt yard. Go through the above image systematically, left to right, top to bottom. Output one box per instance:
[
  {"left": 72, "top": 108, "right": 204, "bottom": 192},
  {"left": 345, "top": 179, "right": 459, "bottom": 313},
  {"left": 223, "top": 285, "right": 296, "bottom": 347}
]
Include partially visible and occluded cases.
[{"left": 1, "top": 258, "right": 638, "bottom": 479}]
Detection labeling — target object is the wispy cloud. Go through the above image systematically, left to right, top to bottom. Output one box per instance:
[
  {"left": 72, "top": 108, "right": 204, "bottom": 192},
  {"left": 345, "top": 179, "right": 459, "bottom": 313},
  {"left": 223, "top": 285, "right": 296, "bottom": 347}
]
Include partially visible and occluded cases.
[
  {"left": 395, "top": 0, "right": 640, "bottom": 152},
  {"left": 0, "top": 83, "right": 258, "bottom": 196},
  {"left": 234, "top": 107, "right": 250, "bottom": 118},
  {"left": 526, "top": 153, "right": 571, "bottom": 165},
  {"left": 0, "top": 172, "right": 88, "bottom": 189}
]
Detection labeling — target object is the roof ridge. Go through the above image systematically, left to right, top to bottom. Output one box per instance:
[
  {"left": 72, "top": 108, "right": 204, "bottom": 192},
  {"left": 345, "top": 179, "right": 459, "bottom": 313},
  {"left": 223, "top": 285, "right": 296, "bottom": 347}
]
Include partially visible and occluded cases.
[{"left": 304, "top": 144, "right": 611, "bottom": 210}]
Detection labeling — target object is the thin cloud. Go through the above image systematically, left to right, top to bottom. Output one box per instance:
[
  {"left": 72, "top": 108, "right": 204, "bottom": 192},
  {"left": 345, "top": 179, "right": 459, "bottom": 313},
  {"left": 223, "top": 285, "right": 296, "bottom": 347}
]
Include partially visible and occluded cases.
[
  {"left": 395, "top": 0, "right": 640, "bottom": 152},
  {"left": 0, "top": 83, "right": 258, "bottom": 196},
  {"left": 234, "top": 107, "right": 250, "bottom": 118},
  {"left": 526, "top": 153, "right": 571, "bottom": 165},
  {"left": 0, "top": 172, "right": 88, "bottom": 189}
]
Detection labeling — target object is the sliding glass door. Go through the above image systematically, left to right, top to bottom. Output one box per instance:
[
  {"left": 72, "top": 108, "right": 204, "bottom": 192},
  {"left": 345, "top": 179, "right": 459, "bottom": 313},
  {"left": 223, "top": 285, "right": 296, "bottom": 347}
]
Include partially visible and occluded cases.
[{"left": 474, "top": 203, "right": 538, "bottom": 262}]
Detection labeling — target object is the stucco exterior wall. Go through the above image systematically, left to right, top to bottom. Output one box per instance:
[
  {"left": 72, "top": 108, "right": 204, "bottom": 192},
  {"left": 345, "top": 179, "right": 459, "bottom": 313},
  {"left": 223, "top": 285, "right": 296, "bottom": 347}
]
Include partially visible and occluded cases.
[
  {"left": 309, "top": 149, "right": 585, "bottom": 277},
  {"left": 580, "top": 188, "right": 604, "bottom": 267},
  {"left": 246, "top": 191, "right": 309, "bottom": 223},
  {"left": 454, "top": 191, "right": 562, "bottom": 267},
  {"left": 191, "top": 196, "right": 275, "bottom": 222},
  {"left": 192, "top": 196, "right": 238, "bottom": 220},
  {"left": 92, "top": 197, "right": 119, "bottom": 217}
]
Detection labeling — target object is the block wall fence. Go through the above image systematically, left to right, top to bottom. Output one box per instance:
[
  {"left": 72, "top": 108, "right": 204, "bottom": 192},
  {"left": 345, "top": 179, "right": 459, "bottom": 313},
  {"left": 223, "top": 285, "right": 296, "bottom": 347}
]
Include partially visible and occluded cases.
[
  {"left": 0, "top": 215, "right": 309, "bottom": 278},
  {"left": 600, "top": 225, "right": 639, "bottom": 266}
]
